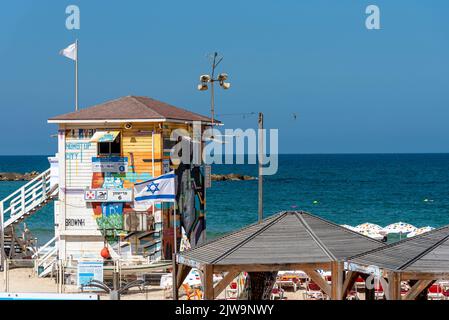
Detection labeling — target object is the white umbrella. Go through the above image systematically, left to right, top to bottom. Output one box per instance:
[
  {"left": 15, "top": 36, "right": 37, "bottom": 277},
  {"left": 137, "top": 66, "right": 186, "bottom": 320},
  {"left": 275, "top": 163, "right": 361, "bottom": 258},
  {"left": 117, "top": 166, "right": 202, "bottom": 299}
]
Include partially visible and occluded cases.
[
  {"left": 355, "top": 222, "right": 384, "bottom": 233},
  {"left": 384, "top": 222, "right": 417, "bottom": 234},
  {"left": 407, "top": 226, "right": 435, "bottom": 238},
  {"left": 278, "top": 270, "right": 308, "bottom": 277}
]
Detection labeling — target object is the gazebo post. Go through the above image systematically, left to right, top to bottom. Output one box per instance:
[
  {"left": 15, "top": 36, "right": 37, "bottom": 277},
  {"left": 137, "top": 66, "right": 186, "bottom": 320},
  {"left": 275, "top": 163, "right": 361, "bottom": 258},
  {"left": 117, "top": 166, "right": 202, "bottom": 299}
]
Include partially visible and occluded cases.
[
  {"left": 331, "top": 261, "right": 344, "bottom": 300},
  {"left": 176, "top": 264, "right": 192, "bottom": 290},
  {"left": 202, "top": 264, "right": 214, "bottom": 300},
  {"left": 341, "top": 271, "right": 359, "bottom": 300},
  {"left": 387, "top": 272, "right": 402, "bottom": 300}
]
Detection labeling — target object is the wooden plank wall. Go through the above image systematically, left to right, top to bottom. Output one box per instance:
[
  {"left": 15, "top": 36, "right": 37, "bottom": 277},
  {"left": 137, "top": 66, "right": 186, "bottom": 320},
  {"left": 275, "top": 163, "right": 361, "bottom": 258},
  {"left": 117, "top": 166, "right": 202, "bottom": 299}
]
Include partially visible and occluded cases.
[
  {"left": 121, "top": 123, "right": 162, "bottom": 187},
  {"left": 62, "top": 128, "right": 103, "bottom": 259},
  {"left": 65, "top": 129, "right": 97, "bottom": 188}
]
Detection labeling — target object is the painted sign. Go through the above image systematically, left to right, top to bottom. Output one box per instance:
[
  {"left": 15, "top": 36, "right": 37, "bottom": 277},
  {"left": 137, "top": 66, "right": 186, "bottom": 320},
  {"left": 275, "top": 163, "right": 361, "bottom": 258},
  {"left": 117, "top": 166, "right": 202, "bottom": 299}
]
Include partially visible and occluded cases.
[
  {"left": 67, "top": 129, "right": 95, "bottom": 139},
  {"left": 90, "top": 131, "right": 120, "bottom": 143},
  {"left": 66, "top": 142, "right": 93, "bottom": 162},
  {"left": 92, "top": 157, "right": 128, "bottom": 173},
  {"left": 84, "top": 188, "right": 133, "bottom": 202},
  {"left": 97, "top": 203, "right": 124, "bottom": 230},
  {"left": 101, "top": 203, "right": 124, "bottom": 216},
  {"left": 65, "top": 218, "right": 86, "bottom": 227},
  {"left": 77, "top": 261, "right": 104, "bottom": 290}
]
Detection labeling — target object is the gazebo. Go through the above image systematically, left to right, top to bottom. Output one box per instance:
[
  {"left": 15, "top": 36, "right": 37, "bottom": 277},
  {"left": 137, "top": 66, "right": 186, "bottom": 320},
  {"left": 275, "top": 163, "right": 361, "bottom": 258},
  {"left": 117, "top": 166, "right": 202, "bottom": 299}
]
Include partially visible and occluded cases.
[
  {"left": 176, "top": 211, "right": 384, "bottom": 300},
  {"left": 346, "top": 225, "right": 449, "bottom": 300}
]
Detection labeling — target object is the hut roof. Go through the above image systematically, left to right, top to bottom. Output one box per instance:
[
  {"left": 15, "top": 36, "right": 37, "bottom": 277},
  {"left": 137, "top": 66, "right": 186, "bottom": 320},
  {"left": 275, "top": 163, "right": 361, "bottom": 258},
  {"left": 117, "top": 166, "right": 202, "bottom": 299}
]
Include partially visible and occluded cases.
[
  {"left": 48, "top": 95, "right": 216, "bottom": 123},
  {"left": 177, "top": 211, "right": 384, "bottom": 268},
  {"left": 349, "top": 225, "right": 449, "bottom": 273}
]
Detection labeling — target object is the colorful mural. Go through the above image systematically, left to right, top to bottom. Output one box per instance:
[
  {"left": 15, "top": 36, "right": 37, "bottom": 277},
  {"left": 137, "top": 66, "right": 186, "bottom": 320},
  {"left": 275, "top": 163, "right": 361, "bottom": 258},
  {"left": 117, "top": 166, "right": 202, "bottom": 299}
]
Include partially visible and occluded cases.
[
  {"left": 82, "top": 124, "right": 206, "bottom": 259},
  {"left": 175, "top": 163, "right": 206, "bottom": 247},
  {"left": 90, "top": 164, "right": 157, "bottom": 244}
]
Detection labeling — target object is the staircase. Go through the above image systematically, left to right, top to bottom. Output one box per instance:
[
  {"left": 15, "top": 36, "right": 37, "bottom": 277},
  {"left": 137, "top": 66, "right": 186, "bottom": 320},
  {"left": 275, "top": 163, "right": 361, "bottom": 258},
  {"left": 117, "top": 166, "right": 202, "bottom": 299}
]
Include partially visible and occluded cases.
[
  {"left": 1, "top": 169, "right": 58, "bottom": 269},
  {"left": 1, "top": 169, "right": 58, "bottom": 230},
  {"left": 33, "top": 236, "right": 58, "bottom": 277}
]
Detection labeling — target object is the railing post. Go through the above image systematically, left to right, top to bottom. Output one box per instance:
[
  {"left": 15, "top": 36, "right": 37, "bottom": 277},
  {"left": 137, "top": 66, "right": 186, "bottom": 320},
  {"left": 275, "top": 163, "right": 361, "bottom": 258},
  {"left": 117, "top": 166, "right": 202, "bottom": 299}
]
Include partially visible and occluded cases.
[
  {"left": 42, "top": 173, "right": 47, "bottom": 200},
  {"left": 21, "top": 187, "right": 26, "bottom": 215},
  {"left": 0, "top": 201, "right": 4, "bottom": 272},
  {"left": 4, "top": 257, "right": 9, "bottom": 292}
]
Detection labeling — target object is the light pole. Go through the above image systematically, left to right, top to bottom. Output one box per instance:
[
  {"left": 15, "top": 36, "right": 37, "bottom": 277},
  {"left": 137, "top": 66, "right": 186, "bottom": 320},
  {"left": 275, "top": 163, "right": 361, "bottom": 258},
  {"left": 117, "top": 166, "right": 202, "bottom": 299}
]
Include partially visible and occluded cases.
[
  {"left": 197, "top": 52, "right": 231, "bottom": 126},
  {"left": 197, "top": 52, "right": 231, "bottom": 245},
  {"left": 258, "top": 112, "right": 263, "bottom": 223}
]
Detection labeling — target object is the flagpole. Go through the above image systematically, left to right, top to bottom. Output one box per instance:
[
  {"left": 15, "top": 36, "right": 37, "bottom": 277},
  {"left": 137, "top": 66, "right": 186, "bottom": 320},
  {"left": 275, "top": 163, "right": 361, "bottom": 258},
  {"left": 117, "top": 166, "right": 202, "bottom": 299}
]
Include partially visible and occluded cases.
[
  {"left": 75, "top": 39, "right": 79, "bottom": 111},
  {"left": 172, "top": 201, "right": 178, "bottom": 300}
]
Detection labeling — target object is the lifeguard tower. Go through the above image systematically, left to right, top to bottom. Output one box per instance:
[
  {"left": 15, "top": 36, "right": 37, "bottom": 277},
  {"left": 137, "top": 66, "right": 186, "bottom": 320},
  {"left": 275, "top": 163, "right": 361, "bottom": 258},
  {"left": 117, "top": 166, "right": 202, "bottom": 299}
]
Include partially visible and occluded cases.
[{"left": 1, "top": 95, "right": 213, "bottom": 277}]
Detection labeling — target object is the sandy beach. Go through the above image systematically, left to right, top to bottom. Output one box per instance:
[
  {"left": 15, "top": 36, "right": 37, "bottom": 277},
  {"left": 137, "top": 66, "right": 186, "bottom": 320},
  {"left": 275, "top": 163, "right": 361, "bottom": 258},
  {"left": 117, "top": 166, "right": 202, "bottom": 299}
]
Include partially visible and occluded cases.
[{"left": 1, "top": 268, "right": 314, "bottom": 300}]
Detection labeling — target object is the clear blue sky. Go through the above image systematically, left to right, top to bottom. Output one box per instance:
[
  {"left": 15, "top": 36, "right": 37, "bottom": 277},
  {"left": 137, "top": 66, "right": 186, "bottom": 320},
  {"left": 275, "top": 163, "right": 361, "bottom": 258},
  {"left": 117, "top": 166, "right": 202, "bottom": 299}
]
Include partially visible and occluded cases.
[{"left": 0, "top": 0, "right": 448, "bottom": 155}]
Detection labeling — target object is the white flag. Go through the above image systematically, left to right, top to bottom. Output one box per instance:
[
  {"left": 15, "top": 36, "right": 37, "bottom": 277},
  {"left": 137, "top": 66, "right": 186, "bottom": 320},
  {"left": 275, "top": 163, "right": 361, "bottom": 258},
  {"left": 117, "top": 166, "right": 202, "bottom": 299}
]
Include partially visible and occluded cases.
[
  {"left": 60, "top": 42, "right": 77, "bottom": 61},
  {"left": 134, "top": 172, "right": 176, "bottom": 204}
]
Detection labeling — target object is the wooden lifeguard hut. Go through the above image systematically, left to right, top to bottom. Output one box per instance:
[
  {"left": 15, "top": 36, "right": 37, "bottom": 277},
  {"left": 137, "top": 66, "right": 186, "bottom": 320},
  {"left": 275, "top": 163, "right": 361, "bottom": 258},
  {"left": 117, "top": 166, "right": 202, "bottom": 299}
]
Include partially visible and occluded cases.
[{"left": 45, "top": 95, "right": 213, "bottom": 268}]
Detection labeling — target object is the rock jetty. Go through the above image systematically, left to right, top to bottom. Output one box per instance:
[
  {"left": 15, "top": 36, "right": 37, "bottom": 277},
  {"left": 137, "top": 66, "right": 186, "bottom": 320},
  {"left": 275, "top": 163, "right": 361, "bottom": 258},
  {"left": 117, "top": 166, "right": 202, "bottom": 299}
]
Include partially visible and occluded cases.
[
  {"left": 0, "top": 171, "right": 40, "bottom": 181},
  {"left": 211, "top": 173, "right": 256, "bottom": 181}
]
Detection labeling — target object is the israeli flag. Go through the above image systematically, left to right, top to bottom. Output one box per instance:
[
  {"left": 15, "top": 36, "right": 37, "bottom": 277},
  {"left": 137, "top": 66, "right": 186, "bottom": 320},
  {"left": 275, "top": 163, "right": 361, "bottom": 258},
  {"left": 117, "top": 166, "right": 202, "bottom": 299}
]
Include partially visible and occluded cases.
[{"left": 134, "top": 172, "right": 176, "bottom": 203}]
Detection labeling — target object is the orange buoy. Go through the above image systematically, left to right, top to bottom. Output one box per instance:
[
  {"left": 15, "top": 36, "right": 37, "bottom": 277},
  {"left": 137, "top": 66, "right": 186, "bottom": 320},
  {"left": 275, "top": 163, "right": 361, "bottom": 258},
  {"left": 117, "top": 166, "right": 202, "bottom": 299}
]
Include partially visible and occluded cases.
[{"left": 101, "top": 247, "right": 110, "bottom": 259}]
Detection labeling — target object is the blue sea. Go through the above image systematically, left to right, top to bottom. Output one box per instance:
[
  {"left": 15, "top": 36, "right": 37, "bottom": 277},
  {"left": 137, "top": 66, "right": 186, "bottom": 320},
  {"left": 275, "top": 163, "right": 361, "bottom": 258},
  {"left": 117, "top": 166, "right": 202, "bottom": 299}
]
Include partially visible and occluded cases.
[{"left": 1, "top": 154, "right": 449, "bottom": 245}]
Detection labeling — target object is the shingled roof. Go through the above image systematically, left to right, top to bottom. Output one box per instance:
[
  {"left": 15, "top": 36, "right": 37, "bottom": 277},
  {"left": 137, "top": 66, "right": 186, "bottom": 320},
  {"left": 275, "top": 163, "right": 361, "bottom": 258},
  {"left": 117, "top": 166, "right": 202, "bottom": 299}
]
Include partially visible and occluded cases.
[
  {"left": 48, "top": 96, "right": 215, "bottom": 123},
  {"left": 177, "top": 211, "right": 384, "bottom": 268},
  {"left": 348, "top": 225, "right": 449, "bottom": 273}
]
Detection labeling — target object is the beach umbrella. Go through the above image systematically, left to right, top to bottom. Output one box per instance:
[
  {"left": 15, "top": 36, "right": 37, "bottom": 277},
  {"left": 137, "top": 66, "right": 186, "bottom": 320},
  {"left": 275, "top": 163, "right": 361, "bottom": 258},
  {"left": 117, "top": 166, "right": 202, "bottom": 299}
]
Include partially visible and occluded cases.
[
  {"left": 355, "top": 222, "right": 384, "bottom": 233},
  {"left": 384, "top": 222, "right": 417, "bottom": 234},
  {"left": 341, "top": 224, "right": 358, "bottom": 232},
  {"left": 406, "top": 226, "right": 435, "bottom": 238},
  {"left": 278, "top": 270, "right": 308, "bottom": 278}
]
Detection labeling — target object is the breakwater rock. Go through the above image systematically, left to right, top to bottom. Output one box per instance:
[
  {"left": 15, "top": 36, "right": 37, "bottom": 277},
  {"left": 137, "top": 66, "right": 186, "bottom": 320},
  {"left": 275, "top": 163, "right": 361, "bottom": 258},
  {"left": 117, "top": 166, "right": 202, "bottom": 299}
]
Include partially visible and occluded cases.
[
  {"left": 0, "top": 171, "right": 40, "bottom": 181},
  {"left": 211, "top": 173, "right": 256, "bottom": 181}
]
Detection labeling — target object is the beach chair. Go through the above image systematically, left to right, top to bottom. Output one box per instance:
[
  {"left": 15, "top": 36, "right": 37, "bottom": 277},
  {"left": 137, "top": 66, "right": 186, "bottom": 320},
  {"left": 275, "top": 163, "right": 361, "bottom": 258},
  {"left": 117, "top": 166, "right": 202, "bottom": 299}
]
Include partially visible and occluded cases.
[
  {"left": 276, "top": 275, "right": 299, "bottom": 292},
  {"left": 354, "top": 276, "right": 365, "bottom": 290},
  {"left": 226, "top": 281, "right": 239, "bottom": 300},
  {"left": 303, "top": 281, "right": 325, "bottom": 300},
  {"left": 374, "top": 281, "right": 385, "bottom": 300},
  {"left": 428, "top": 284, "right": 444, "bottom": 300},
  {"left": 270, "top": 285, "right": 285, "bottom": 300},
  {"left": 442, "top": 289, "right": 449, "bottom": 300}
]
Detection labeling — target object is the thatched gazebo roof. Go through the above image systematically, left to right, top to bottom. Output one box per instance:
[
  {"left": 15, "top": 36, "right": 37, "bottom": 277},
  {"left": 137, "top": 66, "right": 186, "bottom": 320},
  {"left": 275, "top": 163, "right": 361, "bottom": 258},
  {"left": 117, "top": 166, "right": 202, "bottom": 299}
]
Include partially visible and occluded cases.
[
  {"left": 176, "top": 211, "right": 384, "bottom": 299},
  {"left": 347, "top": 225, "right": 449, "bottom": 300}
]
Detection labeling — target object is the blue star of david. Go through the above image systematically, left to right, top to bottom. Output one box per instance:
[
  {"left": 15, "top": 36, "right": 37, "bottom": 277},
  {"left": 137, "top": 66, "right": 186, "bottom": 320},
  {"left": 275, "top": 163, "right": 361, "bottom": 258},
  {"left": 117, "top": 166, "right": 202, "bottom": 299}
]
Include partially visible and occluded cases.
[{"left": 146, "top": 181, "right": 160, "bottom": 194}]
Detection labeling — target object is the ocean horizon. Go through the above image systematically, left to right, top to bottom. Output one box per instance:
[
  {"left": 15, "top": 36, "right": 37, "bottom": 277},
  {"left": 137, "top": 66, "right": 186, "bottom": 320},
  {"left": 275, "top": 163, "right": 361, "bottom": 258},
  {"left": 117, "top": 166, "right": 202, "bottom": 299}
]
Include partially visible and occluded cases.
[{"left": 1, "top": 153, "right": 449, "bottom": 245}]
